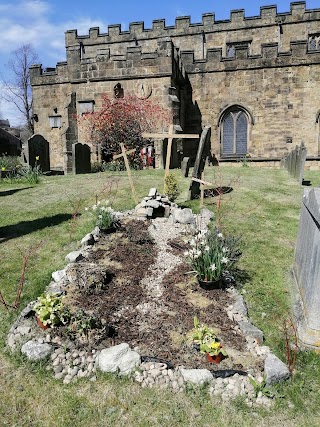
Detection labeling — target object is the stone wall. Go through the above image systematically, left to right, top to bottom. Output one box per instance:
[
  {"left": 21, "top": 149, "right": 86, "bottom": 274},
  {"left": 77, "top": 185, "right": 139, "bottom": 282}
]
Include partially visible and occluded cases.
[{"left": 30, "top": 2, "right": 320, "bottom": 171}]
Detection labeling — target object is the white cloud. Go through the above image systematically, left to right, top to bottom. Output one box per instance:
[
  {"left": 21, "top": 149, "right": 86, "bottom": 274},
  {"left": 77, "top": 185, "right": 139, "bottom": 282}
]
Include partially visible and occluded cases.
[{"left": 0, "top": 0, "right": 109, "bottom": 124}]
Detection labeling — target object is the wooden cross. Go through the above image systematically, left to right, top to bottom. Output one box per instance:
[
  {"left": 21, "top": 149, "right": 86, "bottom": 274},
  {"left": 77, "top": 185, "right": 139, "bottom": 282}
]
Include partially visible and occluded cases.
[
  {"left": 142, "top": 124, "right": 199, "bottom": 177},
  {"left": 113, "top": 144, "right": 138, "bottom": 205}
]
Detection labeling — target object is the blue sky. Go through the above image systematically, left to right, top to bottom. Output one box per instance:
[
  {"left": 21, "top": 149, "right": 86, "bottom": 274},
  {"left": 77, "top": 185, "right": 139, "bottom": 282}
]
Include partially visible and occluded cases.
[{"left": 0, "top": 0, "right": 319, "bottom": 125}]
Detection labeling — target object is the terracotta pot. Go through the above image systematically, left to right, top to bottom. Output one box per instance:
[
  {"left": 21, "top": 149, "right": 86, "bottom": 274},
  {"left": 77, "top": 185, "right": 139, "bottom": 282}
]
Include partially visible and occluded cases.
[
  {"left": 198, "top": 278, "right": 222, "bottom": 290},
  {"left": 36, "top": 316, "right": 49, "bottom": 330},
  {"left": 207, "top": 352, "right": 225, "bottom": 364}
]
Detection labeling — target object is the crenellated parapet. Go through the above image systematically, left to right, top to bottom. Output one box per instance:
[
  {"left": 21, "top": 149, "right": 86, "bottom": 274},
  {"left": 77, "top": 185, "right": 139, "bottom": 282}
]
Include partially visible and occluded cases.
[
  {"left": 64, "top": 2, "right": 319, "bottom": 49},
  {"left": 30, "top": 38, "right": 177, "bottom": 86},
  {"left": 180, "top": 39, "right": 320, "bottom": 73}
]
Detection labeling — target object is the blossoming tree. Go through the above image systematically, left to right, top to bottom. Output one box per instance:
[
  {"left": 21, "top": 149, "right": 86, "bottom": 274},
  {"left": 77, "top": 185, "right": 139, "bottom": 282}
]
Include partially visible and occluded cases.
[{"left": 79, "top": 94, "right": 170, "bottom": 168}]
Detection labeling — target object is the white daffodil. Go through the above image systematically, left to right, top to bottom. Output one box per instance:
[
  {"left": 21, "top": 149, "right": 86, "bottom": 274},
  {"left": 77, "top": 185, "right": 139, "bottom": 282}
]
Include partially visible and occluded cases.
[
  {"left": 97, "top": 201, "right": 101, "bottom": 206},
  {"left": 92, "top": 205, "right": 97, "bottom": 210},
  {"left": 85, "top": 207, "right": 88, "bottom": 211},
  {"left": 217, "top": 233, "right": 223, "bottom": 239},
  {"left": 204, "top": 245, "right": 210, "bottom": 251},
  {"left": 222, "top": 247, "right": 228, "bottom": 253},
  {"left": 183, "top": 251, "right": 189, "bottom": 257},
  {"left": 221, "top": 257, "right": 229, "bottom": 264},
  {"left": 210, "top": 264, "right": 217, "bottom": 271}
]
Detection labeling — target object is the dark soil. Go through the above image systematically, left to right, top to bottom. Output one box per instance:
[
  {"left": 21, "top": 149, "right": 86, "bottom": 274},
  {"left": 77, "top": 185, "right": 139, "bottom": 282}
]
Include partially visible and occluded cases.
[{"left": 56, "top": 219, "right": 248, "bottom": 370}]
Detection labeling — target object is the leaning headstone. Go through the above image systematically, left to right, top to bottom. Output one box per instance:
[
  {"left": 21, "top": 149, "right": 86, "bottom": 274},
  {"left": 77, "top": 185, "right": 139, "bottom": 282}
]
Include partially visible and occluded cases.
[
  {"left": 188, "top": 126, "right": 211, "bottom": 200},
  {"left": 27, "top": 134, "right": 50, "bottom": 172},
  {"left": 72, "top": 143, "right": 91, "bottom": 174},
  {"left": 296, "top": 143, "right": 307, "bottom": 185},
  {"left": 181, "top": 157, "right": 190, "bottom": 177},
  {"left": 293, "top": 188, "right": 320, "bottom": 349}
]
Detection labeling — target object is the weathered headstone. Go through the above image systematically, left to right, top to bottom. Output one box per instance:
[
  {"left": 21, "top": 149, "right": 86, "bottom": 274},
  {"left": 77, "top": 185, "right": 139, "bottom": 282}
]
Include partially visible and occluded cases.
[
  {"left": 188, "top": 126, "right": 211, "bottom": 200},
  {"left": 27, "top": 134, "right": 50, "bottom": 172},
  {"left": 282, "top": 142, "right": 307, "bottom": 185},
  {"left": 72, "top": 143, "right": 91, "bottom": 174},
  {"left": 181, "top": 157, "right": 190, "bottom": 177},
  {"left": 293, "top": 188, "right": 320, "bottom": 349}
]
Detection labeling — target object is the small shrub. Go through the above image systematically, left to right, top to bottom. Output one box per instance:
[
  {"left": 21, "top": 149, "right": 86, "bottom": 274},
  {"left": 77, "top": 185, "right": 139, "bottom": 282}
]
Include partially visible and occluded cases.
[
  {"left": 0, "top": 155, "right": 22, "bottom": 171},
  {"left": 101, "top": 160, "right": 126, "bottom": 172},
  {"left": 91, "top": 161, "right": 103, "bottom": 173},
  {"left": 18, "top": 164, "right": 42, "bottom": 184},
  {"left": 164, "top": 172, "right": 180, "bottom": 201},
  {"left": 85, "top": 199, "right": 119, "bottom": 230}
]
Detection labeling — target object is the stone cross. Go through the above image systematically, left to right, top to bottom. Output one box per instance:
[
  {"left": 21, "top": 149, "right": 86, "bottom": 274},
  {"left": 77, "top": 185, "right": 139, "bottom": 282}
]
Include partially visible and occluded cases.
[
  {"left": 142, "top": 124, "right": 199, "bottom": 177},
  {"left": 113, "top": 144, "right": 138, "bottom": 205}
]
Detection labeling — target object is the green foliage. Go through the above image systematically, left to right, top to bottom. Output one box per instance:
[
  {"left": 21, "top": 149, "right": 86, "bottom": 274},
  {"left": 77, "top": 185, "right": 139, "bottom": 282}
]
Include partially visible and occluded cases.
[
  {"left": 0, "top": 155, "right": 22, "bottom": 171},
  {"left": 101, "top": 160, "right": 126, "bottom": 171},
  {"left": 18, "top": 164, "right": 42, "bottom": 184},
  {"left": 164, "top": 172, "right": 180, "bottom": 201},
  {"left": 85, "top": 199, "right": 118, "bottom": 230},
  {"left": 184, "top": 228, "right": 241, "bottom": 282},
  {"left": 33, "top": 293, "right": 70, "bottom": 327},
  {"left": 68, "top": 309, "right": 101, "bottom": 339},
  {"left": 189, "top": 316, "right": 227, "bottom": 357},
  {"left": 248, "top": 375, "right": 274, "bottom": 398}
]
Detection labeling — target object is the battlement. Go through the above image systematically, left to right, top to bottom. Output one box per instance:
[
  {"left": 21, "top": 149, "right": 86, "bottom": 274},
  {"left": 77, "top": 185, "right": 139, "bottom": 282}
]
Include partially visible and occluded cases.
[
  {"left": 65, "top": 2, "right": 319, "bottom": 48},
  {"left": 30, "top": 39, "right": 178, "bottom": 86},
  {"left": 180, "top": 39, "right": 320, "bottom": 73}
]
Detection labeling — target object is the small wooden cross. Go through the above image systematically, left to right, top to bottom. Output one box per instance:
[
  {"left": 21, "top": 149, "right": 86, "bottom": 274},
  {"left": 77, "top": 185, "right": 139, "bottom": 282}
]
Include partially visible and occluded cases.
[
  {"left": 142, "top": 124, "right": 199, "bottom": 177},
  {"left": 113, "top": 144, "right": 138, "bottom": 205}
]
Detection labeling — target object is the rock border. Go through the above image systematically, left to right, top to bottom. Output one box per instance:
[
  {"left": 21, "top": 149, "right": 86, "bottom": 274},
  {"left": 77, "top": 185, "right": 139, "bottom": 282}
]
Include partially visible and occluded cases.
[{"left": 6, "top": 190, "right": 290, "bottom": 406}]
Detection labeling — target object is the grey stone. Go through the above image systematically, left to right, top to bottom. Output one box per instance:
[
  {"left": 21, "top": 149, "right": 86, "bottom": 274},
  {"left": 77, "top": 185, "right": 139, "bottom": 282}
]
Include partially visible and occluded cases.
[
  {"left": 148, "top": 188, "right": 157, "bottom": 197},
  {"left": 145, "top": 200, "right": 160, "bottom": 208},
  {"left": 146, "top": 208, "right": 153, "bottom": 217},
  {"left": 172, "top": 208, "right": 195, "bottom": 225},
  {"left": 81, "top": 233, "right": 94, "bottom": 246},
  {"left": 65, "top": 251, "right": 83, "bottom": 263},
  {"left": 52, "top": 269, "right": 66, "bottom": 282},
  {"left": 233, "top": 294, "right": 248, "bottom": 317},
  {"left": 238, "top": 321, "right": 264, "bottom": 344},
  {"left": 16, "top": 326, "right": 31, "bottom": 336},
  {"left": 21, "top": 340, "right": 53, "bottom": 361},
  {"left": 97, "top": 343, "right": 141, "bottom": 375},
  {"left": 264, "top": 353, "right": 290, "bottom": 386},
  {"left": 180, "top": 369, "right": 213, "bottom": 384},
  {"left": 55, "top": 372, "right": 65, "bottom": 380}
]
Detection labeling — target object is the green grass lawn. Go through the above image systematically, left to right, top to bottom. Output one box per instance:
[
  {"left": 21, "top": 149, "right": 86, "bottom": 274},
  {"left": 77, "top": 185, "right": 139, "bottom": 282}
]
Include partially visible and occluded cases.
[{"left": 1, "top": 167, "right": 320, "bottom": 427}]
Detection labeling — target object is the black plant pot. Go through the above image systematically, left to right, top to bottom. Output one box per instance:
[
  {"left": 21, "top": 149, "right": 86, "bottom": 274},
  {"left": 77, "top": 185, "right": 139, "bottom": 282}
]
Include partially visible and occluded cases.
[{"left": 198, "top": 278, "right": 222, "bottom": 290}]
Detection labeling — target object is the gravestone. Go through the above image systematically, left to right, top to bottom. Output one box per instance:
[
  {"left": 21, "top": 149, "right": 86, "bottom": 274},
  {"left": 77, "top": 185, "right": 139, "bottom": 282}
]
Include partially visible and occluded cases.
[
  {"left": 188, "top": 126, "right": 211, "bottom": 200},
  {"left": 27, "top": 134, "right": 50, "bottom": 172},
  {"left": 282, "top": 142, "right": 307, "bottom": 185},
  {"left": 72, "top": 143, "right": 91, "bottom": 174},
  {"left": 181, "top": 157, "right": 190, "bottom": 177},
  {"left": 293, "top": 188, "right": 320, "bottom": 349}
]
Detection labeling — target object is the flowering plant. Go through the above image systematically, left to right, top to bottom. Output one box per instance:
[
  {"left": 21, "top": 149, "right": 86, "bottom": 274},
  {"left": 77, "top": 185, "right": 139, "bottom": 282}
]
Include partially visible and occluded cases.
[
  {"left": 85, "top": 200, "right": 118, "bottom": 231},
  {"left": 184, "top": 228, "right": 240, "bottom": 282},
  {"left": 190, "top": 316, "right": 227, "bottom": 357}
]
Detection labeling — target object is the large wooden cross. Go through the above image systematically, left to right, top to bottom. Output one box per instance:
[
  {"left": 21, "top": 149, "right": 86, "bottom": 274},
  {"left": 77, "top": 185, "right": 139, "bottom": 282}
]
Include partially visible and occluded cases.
[
  {"left": 142, "top": 124, "right": 199, "bottom": 177},
  {"left": 113, "top": 143, "right": 139, "bottom": 205}
]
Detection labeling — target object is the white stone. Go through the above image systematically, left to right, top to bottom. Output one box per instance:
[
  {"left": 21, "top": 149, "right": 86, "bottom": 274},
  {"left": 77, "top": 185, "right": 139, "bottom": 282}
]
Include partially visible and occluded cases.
[
  {"left": 81, "top": 233, "right": 94, "bottom": 246},
  {"left": 65, "top": 251, "right": 83, "bottom": 263},
  {"left": 52, "top": 269, "right": 66, "bottom": 282},
  {"left": 21, "top": 340, "right": 53, "bottom": 361},
  {"left": 97, "top": 343, "right": 141, "bottom": 375},
  {"left": 264, "top": 353, "right": 290, "bottom": 386},
  {"left": 180, "top": 369, "right": 213, "bottom": 385}
]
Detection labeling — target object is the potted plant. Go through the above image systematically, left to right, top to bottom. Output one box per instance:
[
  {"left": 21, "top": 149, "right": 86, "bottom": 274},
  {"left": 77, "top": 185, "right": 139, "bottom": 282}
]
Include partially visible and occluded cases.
[
  {"left": 85, "top": 200, "right": 119, "bottom": 233},
  {"left": 184, "top": 228, "right": 241, "bottom": 290},
  {"left": 33, "top": 293, "right": 70, "bottom": 329},
  {"left": 189, "top": 316, "right": 228, "bottom": 364}
]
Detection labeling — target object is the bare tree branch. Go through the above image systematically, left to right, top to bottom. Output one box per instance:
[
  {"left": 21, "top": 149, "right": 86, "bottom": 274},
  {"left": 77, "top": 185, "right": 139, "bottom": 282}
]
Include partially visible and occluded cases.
[{"left": 1, "top": 44, "right": 38, "bottom": 132}]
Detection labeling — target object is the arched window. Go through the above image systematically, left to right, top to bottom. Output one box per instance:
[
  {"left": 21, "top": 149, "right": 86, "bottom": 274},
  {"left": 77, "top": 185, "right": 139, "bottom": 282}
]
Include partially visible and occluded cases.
[{"left": 221, "top": 109, "right": 249, "bottom": 156}]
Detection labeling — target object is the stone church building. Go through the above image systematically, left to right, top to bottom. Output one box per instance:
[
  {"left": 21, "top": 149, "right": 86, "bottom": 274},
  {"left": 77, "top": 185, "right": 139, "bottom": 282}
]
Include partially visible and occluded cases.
[{"left": 30, "top": 1, "right": 320, "bottom": 173}]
